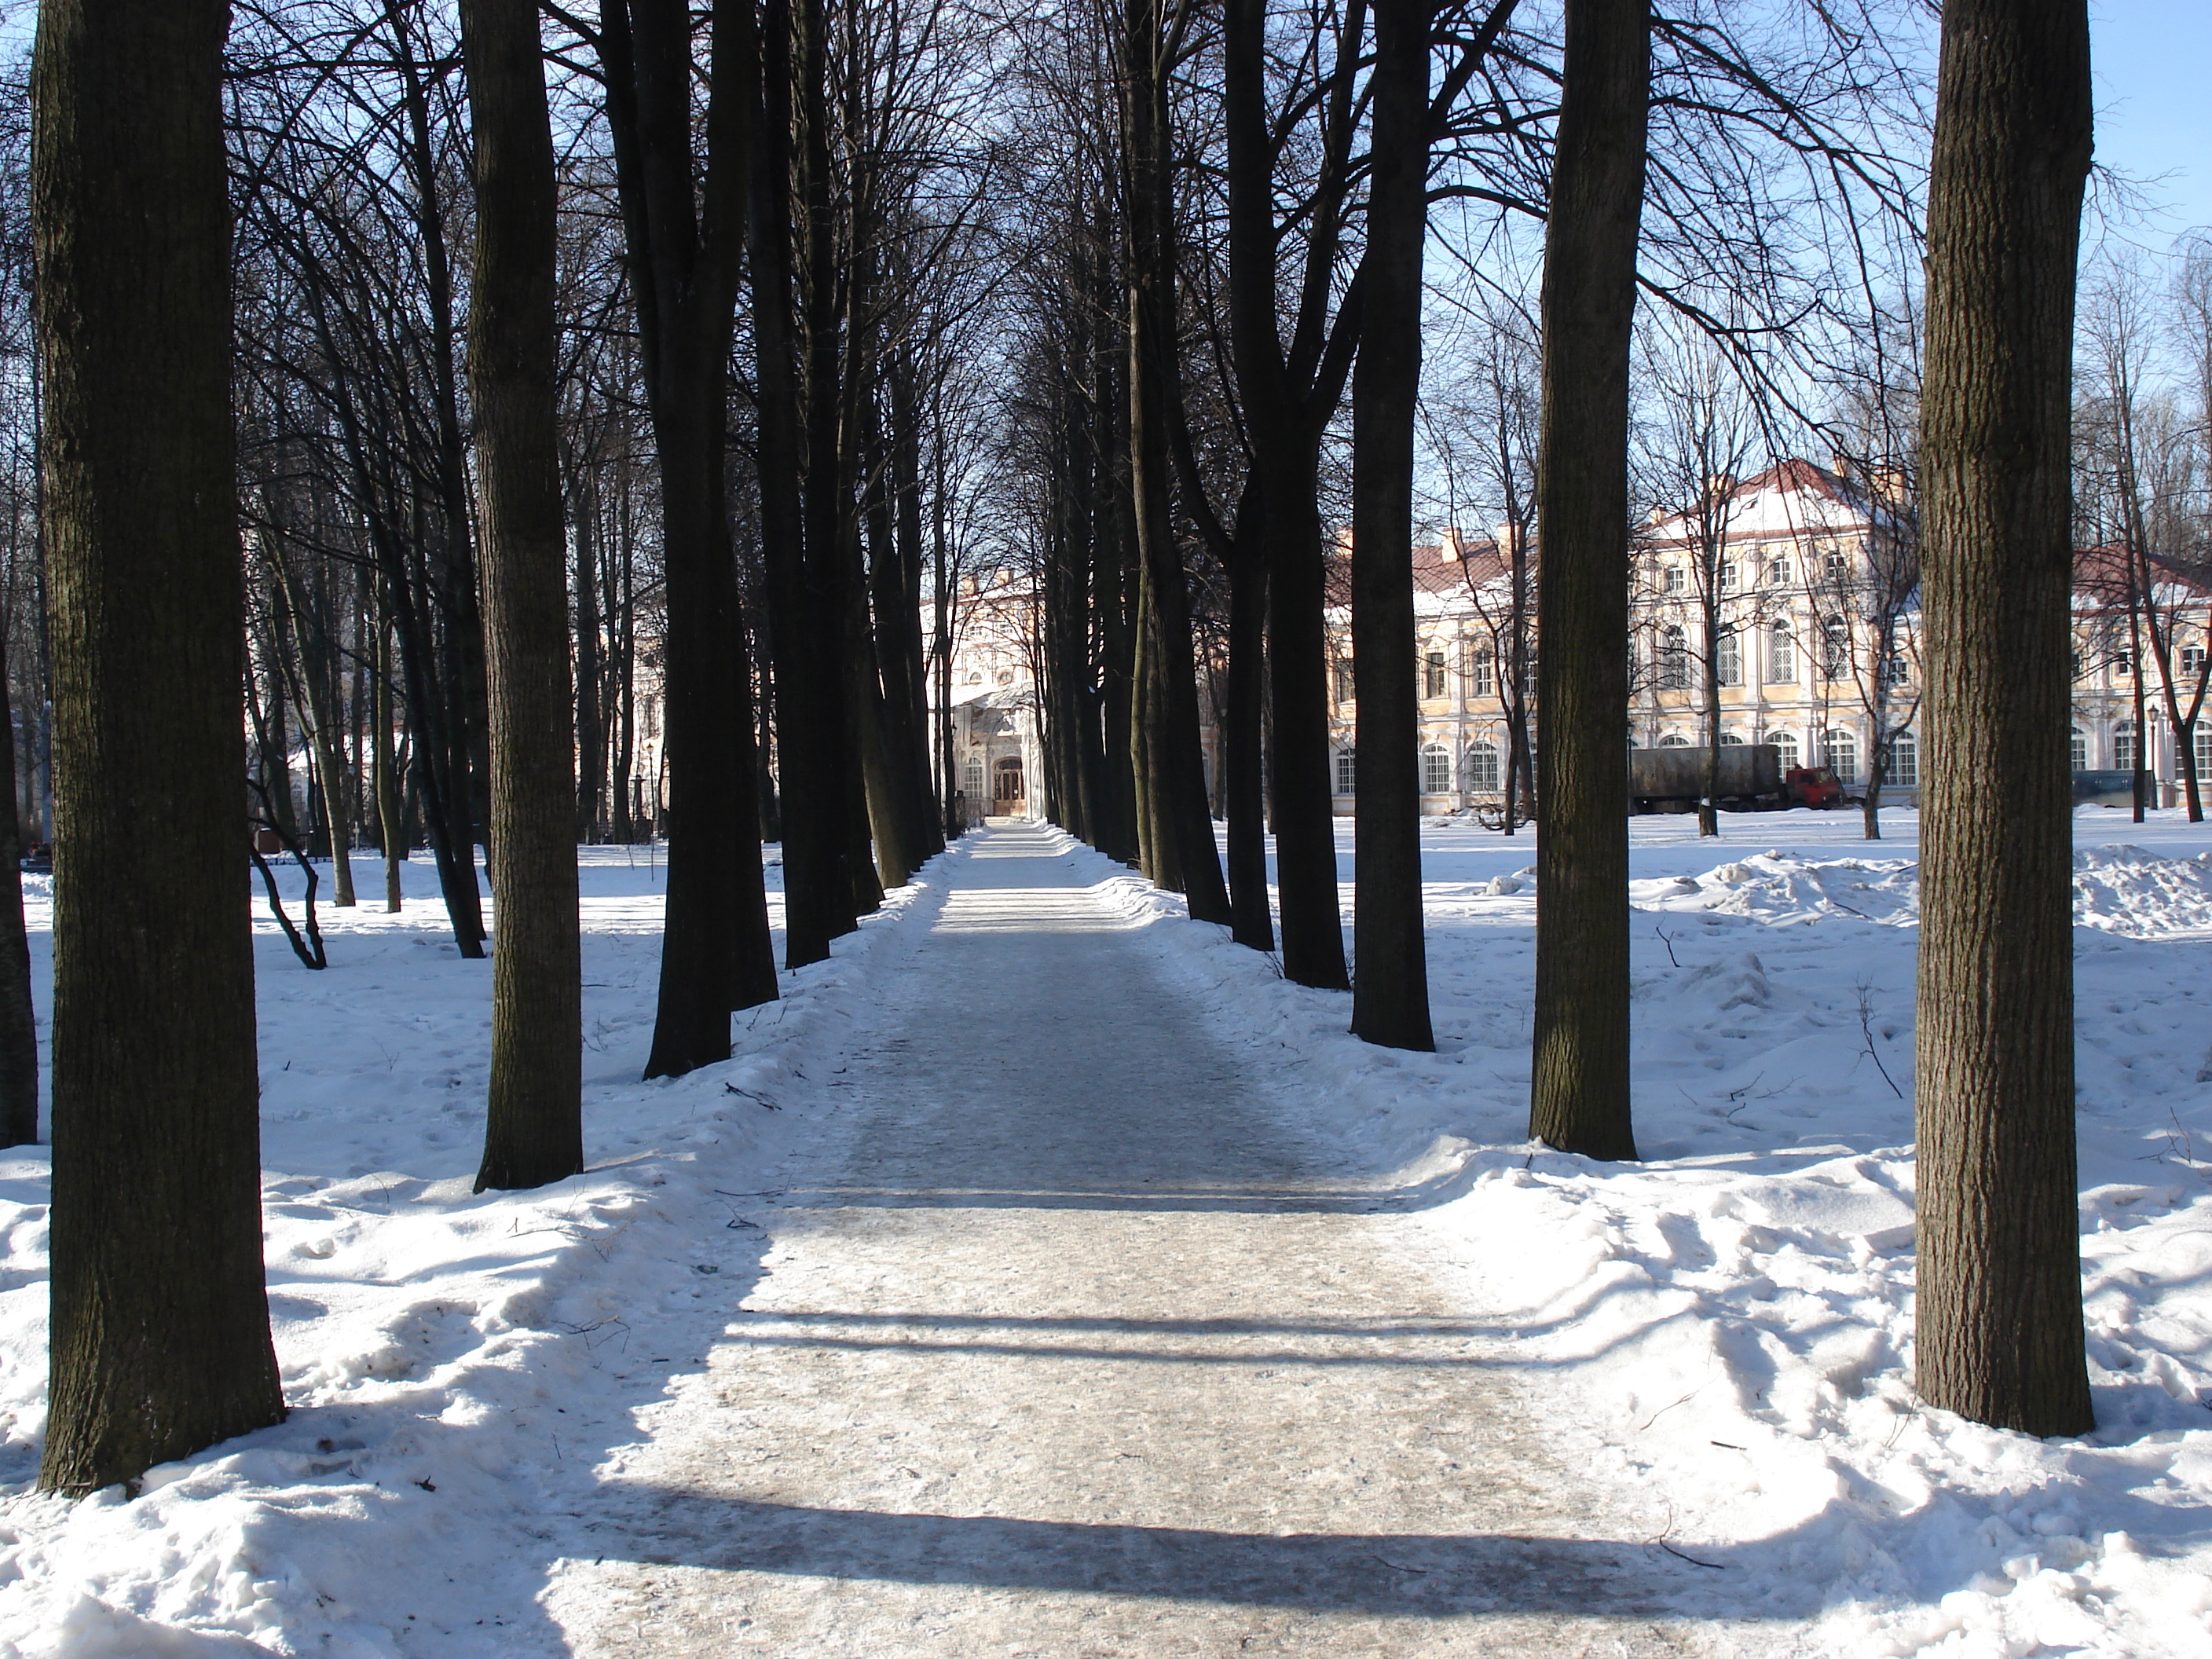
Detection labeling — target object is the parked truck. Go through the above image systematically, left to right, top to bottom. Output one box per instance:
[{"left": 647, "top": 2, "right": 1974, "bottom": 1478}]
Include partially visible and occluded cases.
[{"left": 1628, "top": 743, "right": 1786, "bottom": 813}]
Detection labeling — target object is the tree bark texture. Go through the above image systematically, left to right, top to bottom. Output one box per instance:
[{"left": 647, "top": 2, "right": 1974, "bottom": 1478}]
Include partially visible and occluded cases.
[
  {"left": 33, "top": 0, "right": 287, "bottom": 1492},
  {"left": 463, "top": 0, "right": 584, "bottom": 1192},
  {"left": 602, "top": 0, "right": 779, "bottom": 1079},
  {"left": 747, "top": 0, "right": 845, "bottom": 968},
  {"left": 1122, "top": 0, "right": 1229, "bottom": 925},
  {"left": 1224, "top": 0, "right": 1353, "bottom": 988},
  {"left": 1350, "top": 0, "right": 1436, "bottom": 1052},
  {"left": 1526, "top": 0, "right": 1647, "bottom": 1161},
  {"left": 1914, "top": 0, "right": 2093, "bottom": 1437},
  {"left": 0, "top": 628, "right": 36, "bottom": 1148}
]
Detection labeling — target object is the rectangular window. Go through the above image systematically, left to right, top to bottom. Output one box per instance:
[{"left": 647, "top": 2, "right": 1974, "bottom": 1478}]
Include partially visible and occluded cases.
[
  {"left": 1766, "top": 556, "right": 1790, "bottom": 587},
  {"left": 1718, "top": 562, "right": 1738, "bottom": 591},
  {"left": 1664, "top": 566, "right": 1684, "bottom": 593},
  {"left": 1767, "top": 626, "right": 1796, "bottom": 685},
  {"left": 1716, "top": 630, "right": 1741, "bottom": 687},
  {"left": 2185, "top": 645, "right": 2207, "bottom": 678},
  {"left": 1469, "top": 650, "right": 1495, "bottom": 697},
  {"left": 1423, "top": 652, "right": 1447, "bottom": 699},
  {"left": 2117, "top": 652, "right": 2133, "bottom": 679},
  {"left": 1334, "top": 658, "right": 1354, "bottom": 701},
  {"left": 1887, "top": 732, "right": 1918, "bottom": 789},
  {"left": 1335, "top": 748, "right": 1357, "bottom": 795}
]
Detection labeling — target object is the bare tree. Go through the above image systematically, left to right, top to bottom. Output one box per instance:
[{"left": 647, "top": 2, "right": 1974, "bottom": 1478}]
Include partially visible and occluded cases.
[
  {"left": 35, "top": 0, "right": 284, "bottom": 1493},
  {"left": 464, "top": 0, "right": 584, "bottom": 1189},
  {"left": 1527, "top": 0, "right": 1648, "bottom": 1163},
  {"left": 1913, "top": 0, "right": 2093, "bottom": 1438}
]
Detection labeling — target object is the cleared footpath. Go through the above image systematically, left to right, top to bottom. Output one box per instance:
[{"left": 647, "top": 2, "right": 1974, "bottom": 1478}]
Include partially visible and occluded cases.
[{"left": 544, "top": 824, "right": 1771, "bottom": 1657}]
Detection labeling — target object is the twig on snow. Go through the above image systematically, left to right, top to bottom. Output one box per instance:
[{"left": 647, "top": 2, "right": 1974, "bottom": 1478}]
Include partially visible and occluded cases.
[{"left": 1855, "top": 980, "right": 1903, "bottom": 1098}]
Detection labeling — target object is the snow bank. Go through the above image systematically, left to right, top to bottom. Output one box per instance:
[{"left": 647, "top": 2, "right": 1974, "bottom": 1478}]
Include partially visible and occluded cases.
[
  {"left": 1042, "top": 813, "right": 2212, "bottom": 1657},
  {"left": 0, "top": 843, "right": 958, "bottom": 1656}
]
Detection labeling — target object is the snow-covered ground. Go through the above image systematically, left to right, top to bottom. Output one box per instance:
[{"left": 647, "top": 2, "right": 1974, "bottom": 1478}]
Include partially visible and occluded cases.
[
  {"left": 1074, "top": 804, "right": 2212, "bottom": 1659},
  {"left": 0, "top": 806, "right": 2203, "bottom": 1654},
  {"left": 0, "top": 846, "right": 960, "bottom": 1656}
]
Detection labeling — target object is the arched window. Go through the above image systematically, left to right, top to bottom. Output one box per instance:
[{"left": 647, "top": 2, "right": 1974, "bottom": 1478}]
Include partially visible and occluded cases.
[
  {"left": 1822, "top": 618, "right": 1850, "bottom": 679},
  {"left": 1767, "top": 621, "right": 1796, "bottom": 684},
  {"left": 1659, "top": 627, "right": 1689, "bottom": 690},
  {"left": 1715, "top": 628, "right": 1741, "bottom": 687},
  {"left": 2115, "top": 721, "right": 2136, "bottom": 772},
  {"left": 1825, "top": 727, "right": 1859, "bottom": 785},
  {"left": 2070, "top": 727, "right": 2087, "bottom": 771},
  {"left": 1765, "top": 731, "right": 1800, "bottom": 771},
  {"left": 1887, "top": 731, "right": 1917, "bottom": 789},
  {"left": 1657, "top": 732, "right": 1690, "bottom": 747},
  {"left": 1719, "top": 732, "right": 1745, "bottom": 746},
  {"left": 1420, "top": 742, "right": 1452, "bottom": 794},
  {"left": 1465, "top": 742, "right": 1500, "bottom": 792},
  {"left": 1335, "top": 746, "right": 1357, "bottom": 796}
]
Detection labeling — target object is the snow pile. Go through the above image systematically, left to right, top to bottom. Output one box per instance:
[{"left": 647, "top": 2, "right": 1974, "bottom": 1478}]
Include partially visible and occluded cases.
[
  {"left": 1045, "top": 812, "right": 2212, "bottom": 1657},
  {"left": 0, "top": 844, "right": 955, "bottom": 1656}
]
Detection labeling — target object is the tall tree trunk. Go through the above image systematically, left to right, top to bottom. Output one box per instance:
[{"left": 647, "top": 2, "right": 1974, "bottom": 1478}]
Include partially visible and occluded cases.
[
  {"left": 33, "top": 0, "right": 285, "bottom": 1493},
  {"left": 463, "top": 0, "right": 584, "bottom": 1192},
  {"left": 602, "top": 0, "right": 779, "bottom": 1079},
  {"left": 748, "top": 0, "right": 842, "bottom": 966},
  {"left": 1122, "top": 0, "right": 1229, "bottom": 924},
  {"left": 1224, "top": 0, "right": 1358, "bottom": 991},
  {"left": 1350, "top": 0, "right": 1436, "bottom": 1052},
  {"left": 1526, "top": 0, "right": 1648, "bottom": 1161},
  {"left": 1913, "top": 0, "right": 2093, "bottom": 1437},
  {"left": 1092, "top": 299, "right": 1142, "bottom": 864},
  {"left": 573, "top": 470, "right": 606, "bottom": 842},
  {"left": 1221, "top": 482, "right": 1273, "bottom": 950},
  {"left": 268, "top": 551, "right": 357, "bottom": 905},
  {"left": 375, "top": 591, "right": 405, "bottom": 910},
  {"left": 0, "top": 628, "right": 36, "bottom": 1147}
]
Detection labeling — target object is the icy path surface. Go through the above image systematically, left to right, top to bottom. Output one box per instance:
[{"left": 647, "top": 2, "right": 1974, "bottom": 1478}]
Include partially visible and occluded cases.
[{"left": 544, "top": 825, "right": 1745, "bottom": 1656}]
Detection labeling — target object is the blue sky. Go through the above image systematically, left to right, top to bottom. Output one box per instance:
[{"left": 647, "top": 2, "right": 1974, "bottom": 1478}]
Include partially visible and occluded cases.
[{"left": 2091, "top": 0, "right": 2212, "bottom": 243}]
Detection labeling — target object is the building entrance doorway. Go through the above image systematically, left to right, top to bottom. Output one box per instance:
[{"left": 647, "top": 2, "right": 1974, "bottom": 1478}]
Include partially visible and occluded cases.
[{"left": 992, "top": 756, "right": 1026, "bottom": 816}]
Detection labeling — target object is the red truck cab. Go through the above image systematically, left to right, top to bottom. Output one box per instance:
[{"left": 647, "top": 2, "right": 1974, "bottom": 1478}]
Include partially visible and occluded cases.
[{"left": 1785, "top": 766, "right": 1844, "bottom": 808}]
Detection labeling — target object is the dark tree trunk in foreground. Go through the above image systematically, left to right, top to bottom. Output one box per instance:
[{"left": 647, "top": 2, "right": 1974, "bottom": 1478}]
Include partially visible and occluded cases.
[
  {"left": 34, "top": 0, "right": 285, "bottom": 1493},
  {"left": 463, "top": 0, "right": 584, "bottom": 1192},
  {"left": 602, "top": 0, "right": 778, "bottom": 1078},
  {"left": 748, "top": 0, "right": 845, "bottom": 968},
  {"left": 1122, "top": 0, "right": 1229, "bottom": 924},
  {"left": 1224, "top": 0, "right": 1353, "bottom": 988},
  {"left": 1350, "top": 0, "right": 1436, "bottom": 1052},
  {"left": 1527, "top": 0, "right": 1647, "bottom": 1160},
  {"left": 1914, "top": 0, "right": 2093, "bottom": 1437},
  {"left": 1221, "top": 497, "right": 1274, "bottom": 950},
  {"left": 0, "top": 630, "right": 36, "bottom": 1148}
]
